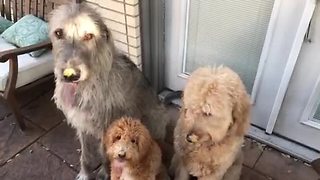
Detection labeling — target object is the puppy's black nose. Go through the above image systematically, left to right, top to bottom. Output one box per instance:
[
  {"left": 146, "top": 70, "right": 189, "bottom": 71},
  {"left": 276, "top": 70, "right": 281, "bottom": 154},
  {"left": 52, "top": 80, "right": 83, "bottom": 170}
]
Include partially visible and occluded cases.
[{"left": 118, "top": 152, "right": 126, "bottom": 159}]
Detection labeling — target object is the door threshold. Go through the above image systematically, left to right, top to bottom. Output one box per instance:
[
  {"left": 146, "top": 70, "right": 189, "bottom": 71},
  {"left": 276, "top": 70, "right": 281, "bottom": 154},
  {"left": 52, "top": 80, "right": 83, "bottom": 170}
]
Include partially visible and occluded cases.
[{"left": 248, "top": 126, "right": 319, "bottom": 163}]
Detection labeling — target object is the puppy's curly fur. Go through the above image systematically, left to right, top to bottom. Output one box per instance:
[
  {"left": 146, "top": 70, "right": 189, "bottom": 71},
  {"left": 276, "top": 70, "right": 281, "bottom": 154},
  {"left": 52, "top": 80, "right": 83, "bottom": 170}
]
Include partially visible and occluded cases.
[
  {"left": 170, "top": 67, "right": 251, "bottom": 180},
  {"left": 104, "top": 117, "right": 163, "bottom": 180}
]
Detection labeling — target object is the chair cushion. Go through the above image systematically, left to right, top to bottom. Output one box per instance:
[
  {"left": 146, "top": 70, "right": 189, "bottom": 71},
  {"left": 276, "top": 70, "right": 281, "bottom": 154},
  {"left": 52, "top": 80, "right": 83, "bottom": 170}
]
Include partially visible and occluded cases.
[
  {"left": 1, "top": 15, "right": 49, "bottom": 57},
  {"left": 0, "top": 16, "right": 13, "bottom": 33},
  {"left": 0, "top": 37, "right": 54, "bottom": 91}
]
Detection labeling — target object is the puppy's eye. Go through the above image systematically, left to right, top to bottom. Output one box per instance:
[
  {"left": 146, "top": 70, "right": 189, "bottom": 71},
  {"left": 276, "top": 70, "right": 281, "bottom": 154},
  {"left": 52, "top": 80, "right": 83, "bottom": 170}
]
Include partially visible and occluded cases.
[
  {"left": 54, "top": 28, "right": 64, "bottom": 39},
  {"left": 82, "top": 33, "right": 94, "bottom": 41},
  {"left": 183, "top": 108, "right": 188, "bottom": 115},
  {"left": 203, "top": 112, "right": 212, "bottom": 116},
  {"left": 112, "top": 135, "right": 121, "bottom": 143},
  {"left": 113, "top": 135, "right": 121, "bottom": 142},
  {"left": 116, "top": 135, "right": 121, "bottom": 140},
  {"left": 131, "top": 139, "right": 136, "bottom": 144}
]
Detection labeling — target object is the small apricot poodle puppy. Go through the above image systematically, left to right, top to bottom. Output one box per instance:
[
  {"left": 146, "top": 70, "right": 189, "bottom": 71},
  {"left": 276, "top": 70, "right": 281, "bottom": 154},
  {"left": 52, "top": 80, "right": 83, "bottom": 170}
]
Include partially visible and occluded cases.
[
  {"left": 170, "top": 67, "right": 251, "bottom": 180},
  {"left": 103, "top": 117, "right": 164, "bottom": 180}
]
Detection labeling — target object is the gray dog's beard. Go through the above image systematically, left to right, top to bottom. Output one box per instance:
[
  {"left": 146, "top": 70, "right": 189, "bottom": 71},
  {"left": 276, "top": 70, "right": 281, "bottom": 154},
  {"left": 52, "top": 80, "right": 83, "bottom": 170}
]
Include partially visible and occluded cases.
[{"left": 61, "top": 82, "right": 78, "bottom": 107}]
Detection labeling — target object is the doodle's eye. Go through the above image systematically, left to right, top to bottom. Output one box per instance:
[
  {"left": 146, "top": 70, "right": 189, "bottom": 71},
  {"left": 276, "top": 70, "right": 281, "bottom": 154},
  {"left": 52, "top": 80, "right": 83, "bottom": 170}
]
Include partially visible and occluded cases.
[
  {"left": 54, "top": 28, "right": 64, "bottom": 39},
  {"left": 203, "top": 112, "right": 212, "bottom": 116},
  {"left": 131, "top": 139, "right": 136, "bottom": 144}
]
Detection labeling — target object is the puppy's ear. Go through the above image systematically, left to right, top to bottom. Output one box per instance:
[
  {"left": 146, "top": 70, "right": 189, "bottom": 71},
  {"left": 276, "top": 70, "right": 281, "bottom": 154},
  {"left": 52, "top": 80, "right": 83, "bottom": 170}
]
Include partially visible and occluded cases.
[
  {"left": 231, "top": 82, "right": 251, "bottom": 136},
  {"left": 137, "top": 128, "right": 153, "bottom": 158}
]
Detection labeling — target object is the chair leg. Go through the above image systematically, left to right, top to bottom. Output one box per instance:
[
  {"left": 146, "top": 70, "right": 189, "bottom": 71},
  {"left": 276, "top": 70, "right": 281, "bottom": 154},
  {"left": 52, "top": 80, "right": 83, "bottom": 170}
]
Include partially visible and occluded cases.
[
  {"left": 3, "top": 56, "right": 26, "bottom": 130},
  {"left": 6, "top": 95, "right": 26, "bottom": 131}
]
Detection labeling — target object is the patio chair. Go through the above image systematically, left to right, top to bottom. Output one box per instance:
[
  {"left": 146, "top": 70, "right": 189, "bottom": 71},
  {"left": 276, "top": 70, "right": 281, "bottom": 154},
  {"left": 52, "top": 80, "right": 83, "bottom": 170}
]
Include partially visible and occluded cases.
[{"left": 0, "top": 0, "right": 68, "bottom": 130}]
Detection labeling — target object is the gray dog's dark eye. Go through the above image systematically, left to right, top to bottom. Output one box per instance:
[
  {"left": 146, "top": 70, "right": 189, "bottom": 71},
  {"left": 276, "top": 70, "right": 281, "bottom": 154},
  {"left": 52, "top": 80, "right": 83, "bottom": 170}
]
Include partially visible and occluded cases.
[{"left": 54, "top": 28, "right": 64, "bottom": 39}]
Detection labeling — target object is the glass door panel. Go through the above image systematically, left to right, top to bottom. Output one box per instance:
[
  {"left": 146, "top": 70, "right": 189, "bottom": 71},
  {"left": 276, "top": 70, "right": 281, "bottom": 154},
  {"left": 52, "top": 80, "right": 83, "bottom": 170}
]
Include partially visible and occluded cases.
[{"left": 184, "top": 0, "right": 275, "bottom": 93}]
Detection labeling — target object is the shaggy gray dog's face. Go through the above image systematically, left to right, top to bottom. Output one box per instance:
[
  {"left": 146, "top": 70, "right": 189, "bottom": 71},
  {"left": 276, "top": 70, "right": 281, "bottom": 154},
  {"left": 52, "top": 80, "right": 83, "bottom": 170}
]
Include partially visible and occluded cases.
[{"left": 49, "top": 4, "right": 110, "bottom": 83}]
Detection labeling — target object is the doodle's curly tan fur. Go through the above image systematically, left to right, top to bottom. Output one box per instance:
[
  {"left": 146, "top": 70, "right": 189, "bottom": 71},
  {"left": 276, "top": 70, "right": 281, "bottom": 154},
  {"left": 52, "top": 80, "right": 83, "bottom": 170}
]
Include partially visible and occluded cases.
[{"left": 171, "top": 67, "right": 250, "bottom": 180}]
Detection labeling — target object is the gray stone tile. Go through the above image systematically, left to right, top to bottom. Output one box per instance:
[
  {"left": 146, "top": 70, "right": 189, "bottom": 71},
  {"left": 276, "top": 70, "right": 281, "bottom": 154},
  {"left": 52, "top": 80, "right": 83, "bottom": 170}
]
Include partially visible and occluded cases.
[
  {"left": 22, "top": 91, "right": 64, "bottom": 130},
  {"left": 0, "top": 116, "right": 45, "bottom": 166},
  {"left": 39, "top": 123, "right": 81, "bottom": 169},
  {"left": 242, "top": 138, "right": 265, "bottom": 168},
  {"left": 0, "top": 143, "right": 76, "bottom": 180},
  {"left": 255, "top": 148, "right": 319, "bottom": 180},
  {"left": 240, "top": 166, "right": 270, "bottom": 180}
]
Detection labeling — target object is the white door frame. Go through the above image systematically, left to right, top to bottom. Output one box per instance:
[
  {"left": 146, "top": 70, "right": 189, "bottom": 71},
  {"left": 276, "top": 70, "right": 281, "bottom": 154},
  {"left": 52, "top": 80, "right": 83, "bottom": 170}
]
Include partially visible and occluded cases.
[{"left": 266, "top": 0, "right": 316, "bottom": 134}]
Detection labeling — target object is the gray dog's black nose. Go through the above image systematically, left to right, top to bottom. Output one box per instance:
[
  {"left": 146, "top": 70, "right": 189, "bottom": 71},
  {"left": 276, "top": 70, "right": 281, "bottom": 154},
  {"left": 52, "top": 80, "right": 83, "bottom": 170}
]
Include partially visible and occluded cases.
[
  {"left": 63, "top": 74, "right": 80, "bottom": 82},
  {"left": 118, "top": 152, "right": 126, "bottom": 159}
]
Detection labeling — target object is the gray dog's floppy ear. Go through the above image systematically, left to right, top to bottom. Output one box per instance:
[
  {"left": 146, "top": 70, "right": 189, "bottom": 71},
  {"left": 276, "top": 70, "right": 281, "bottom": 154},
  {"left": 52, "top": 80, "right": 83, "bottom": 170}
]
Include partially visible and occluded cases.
[
  {"left": 99, "top": 23, "right": 111, "bottom": 41},
  {"left": 104, "top": 26, "right": 111, "bottom": 41},
  {"left": 231, "top": 82, "right": 251, "bottom": 136}
]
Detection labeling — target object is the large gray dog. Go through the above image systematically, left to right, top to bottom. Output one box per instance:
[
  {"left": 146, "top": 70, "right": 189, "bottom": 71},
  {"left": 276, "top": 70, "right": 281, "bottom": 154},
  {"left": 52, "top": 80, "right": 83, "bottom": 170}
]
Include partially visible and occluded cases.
[{"left": 49, "top": 2, "right": 168, "bottom": 180}]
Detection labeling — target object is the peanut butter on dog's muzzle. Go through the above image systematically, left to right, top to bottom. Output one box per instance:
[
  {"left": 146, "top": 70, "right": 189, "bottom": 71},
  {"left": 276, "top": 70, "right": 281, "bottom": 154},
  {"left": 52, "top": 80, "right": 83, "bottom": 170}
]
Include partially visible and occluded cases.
[{"left": 63, "top": 68, "right": 77, "bottom": 77}]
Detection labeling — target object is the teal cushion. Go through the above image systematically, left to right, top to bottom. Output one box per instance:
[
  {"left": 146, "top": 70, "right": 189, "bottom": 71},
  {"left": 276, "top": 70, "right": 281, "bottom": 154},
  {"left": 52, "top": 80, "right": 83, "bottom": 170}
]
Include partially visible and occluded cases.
[
  {"left": 1, "top": 15, "right": 49, "bottom": 57},
  {"left": 0, "top": 16, "right": 13, "bottom": 33}
]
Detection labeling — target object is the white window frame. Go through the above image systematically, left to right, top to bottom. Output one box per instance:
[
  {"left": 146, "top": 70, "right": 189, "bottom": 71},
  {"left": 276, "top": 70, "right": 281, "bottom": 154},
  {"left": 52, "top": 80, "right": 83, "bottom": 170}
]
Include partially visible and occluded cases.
[{"left": 301, "top": 73, "right": 320, "bottom": 130}]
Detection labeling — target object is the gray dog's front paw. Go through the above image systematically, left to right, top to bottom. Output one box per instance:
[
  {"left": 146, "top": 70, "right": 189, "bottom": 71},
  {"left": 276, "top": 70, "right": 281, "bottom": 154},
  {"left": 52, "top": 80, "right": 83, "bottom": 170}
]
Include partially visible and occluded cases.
[{"left": 76, "top": 172, "right": 90, "bottom": 180}]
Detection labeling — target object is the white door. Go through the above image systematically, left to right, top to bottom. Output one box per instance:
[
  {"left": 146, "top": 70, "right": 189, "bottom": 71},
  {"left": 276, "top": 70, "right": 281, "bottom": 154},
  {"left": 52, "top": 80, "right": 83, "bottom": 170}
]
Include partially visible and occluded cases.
[
  {"left": 164, "top": 0, "right": 316, "bottom": 132},
  {"left": 272, "top": 2, "right": 320, "bottom": 150}
]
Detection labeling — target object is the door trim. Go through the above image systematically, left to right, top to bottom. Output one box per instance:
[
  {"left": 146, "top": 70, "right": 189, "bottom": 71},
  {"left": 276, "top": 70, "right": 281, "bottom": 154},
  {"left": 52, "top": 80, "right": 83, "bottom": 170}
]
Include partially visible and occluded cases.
[{"left": 266, "top": 0, "right": 317, "bottom": 134}]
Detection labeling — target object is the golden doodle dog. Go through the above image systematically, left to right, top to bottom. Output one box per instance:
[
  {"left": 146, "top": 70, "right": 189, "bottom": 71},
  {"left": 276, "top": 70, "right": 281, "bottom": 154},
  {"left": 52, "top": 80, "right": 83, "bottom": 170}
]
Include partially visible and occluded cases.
[
  {"left": 170, "top": 67, "right": 251, "bottom": 180},
  {"left": 103, "top": 117, "right": 165, "bottom": 180}
]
